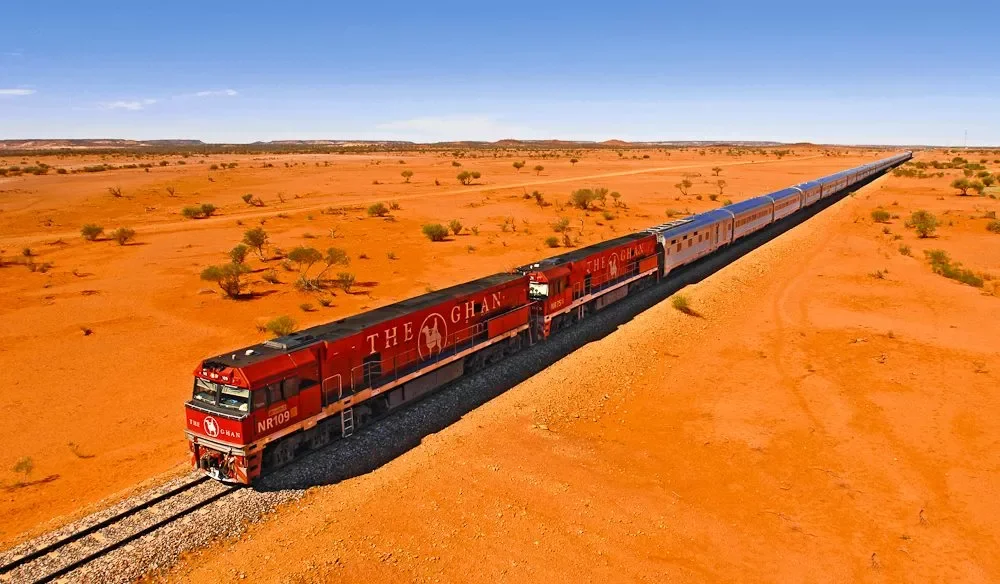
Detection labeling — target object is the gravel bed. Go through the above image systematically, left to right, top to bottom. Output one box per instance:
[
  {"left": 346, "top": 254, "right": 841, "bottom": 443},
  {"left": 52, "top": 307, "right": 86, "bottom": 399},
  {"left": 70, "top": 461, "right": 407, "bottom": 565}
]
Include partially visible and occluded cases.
[{"left": 0, "top": 184, "right": 866, "bottom": 583}]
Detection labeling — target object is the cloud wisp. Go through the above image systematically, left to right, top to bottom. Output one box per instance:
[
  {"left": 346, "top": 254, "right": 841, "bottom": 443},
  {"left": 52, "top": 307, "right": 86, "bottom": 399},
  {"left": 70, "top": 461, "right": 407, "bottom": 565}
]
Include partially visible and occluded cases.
[
  {"left": 0, "top": 88, "right": 35, "bottom": 96},
  {"left": 193, "top": 89, "right": 238, "bottom": 97},
  {"left": 101, "top": 98, "right": 158, "bottom": 111}
]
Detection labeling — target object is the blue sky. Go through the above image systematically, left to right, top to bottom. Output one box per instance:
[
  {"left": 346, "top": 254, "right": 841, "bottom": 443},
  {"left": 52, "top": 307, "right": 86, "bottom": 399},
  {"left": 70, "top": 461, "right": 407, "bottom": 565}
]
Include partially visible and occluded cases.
[{"left": 1, "top": 1, "right": 998, "bottom": 145}]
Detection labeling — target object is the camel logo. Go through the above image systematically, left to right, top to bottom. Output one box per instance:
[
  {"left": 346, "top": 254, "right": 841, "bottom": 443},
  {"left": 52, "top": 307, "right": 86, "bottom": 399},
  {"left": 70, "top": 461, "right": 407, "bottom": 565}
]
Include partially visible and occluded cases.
[
  {"left": 608, "top": 254, "right": 619, "bottom": 279},
  {"left": 418, "top": 313, "right": 448, "bottom": 360},
  {"left": 203, "top": 416, "right": 220, "bottom": 438}
]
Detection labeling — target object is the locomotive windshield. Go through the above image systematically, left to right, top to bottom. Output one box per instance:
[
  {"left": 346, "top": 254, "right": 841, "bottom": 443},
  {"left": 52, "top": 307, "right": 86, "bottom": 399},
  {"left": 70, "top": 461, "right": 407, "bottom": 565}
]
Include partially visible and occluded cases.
[
  {"left": 528, "top": 281, "right": 549, "bottom": 299},
  {"left": 193, "top": 378, "right": 250, "bottom": 413}
]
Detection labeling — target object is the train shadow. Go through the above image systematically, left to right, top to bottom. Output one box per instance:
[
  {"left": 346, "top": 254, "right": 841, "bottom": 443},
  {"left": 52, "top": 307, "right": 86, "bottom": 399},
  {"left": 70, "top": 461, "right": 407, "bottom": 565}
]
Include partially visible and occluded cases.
[{"left": 253, "top": 176, "right": 880, "bottom": 492}]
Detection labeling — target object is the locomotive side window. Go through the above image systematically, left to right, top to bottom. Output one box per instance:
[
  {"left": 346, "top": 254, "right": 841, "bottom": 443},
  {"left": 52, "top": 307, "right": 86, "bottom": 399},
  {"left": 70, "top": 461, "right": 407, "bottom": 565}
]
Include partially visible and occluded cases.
[
  {"left": 528, "top": 281, "right": 549, "bottom": 298},
  {"left": 282, "top": 377, "right": 300, "bottom": 399},
  {"left": 267, "top": 383, "right": 282, "bottom": 405},
  {"left": 252, "top": 389, "right": 266, "bottom": 411}
]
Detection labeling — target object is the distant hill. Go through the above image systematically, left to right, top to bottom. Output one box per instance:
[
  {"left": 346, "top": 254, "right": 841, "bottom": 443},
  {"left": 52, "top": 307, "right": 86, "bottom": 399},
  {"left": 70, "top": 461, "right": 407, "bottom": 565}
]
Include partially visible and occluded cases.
[{"left": 0, "top": 138, "right": 938, "bottom": 154}]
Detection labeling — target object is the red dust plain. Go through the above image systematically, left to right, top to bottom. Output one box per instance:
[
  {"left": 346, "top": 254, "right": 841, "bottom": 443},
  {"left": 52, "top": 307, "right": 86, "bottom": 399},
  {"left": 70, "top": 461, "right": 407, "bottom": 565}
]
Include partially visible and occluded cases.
[{"left": 1, "top": 146, "right": 998, "bottom": 582}]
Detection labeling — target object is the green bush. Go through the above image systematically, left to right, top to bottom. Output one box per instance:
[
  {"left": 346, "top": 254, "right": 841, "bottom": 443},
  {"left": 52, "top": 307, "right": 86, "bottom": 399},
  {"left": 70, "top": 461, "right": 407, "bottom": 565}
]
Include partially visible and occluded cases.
[
  {"left": 571, "top": 188, "right": 596, "bottom": 210},
  {"left": 367, "top": 202, "right": 390, "bottom": 217},
  {"left": 871, "top": 209, "right": 891, "bottom": 223},
  {"left": 907, "top": 210, "right": 938, "bottom": 238},
  {"left": 551, "top": 217, "right": 571, "bottom": 233},
  {"left": 448, "top": 219, "right": 463, "bottom": 235},
  {"left": 987, "top": 220, "right": 1000, "bottom": 234},
  {"left": 422, "top": 223, "right": 449, "bottom": 241},
  {"left": 80, "top": 224, "right": 104, "bottom": 241},
  {"left": 110, "top": 227, "right": 136, "bottom": 245},
  {"left": 242, "top": 227, "right": 269, "bottom": 259},
  {"left": 544, "top": 236, "right": 559, "bottom": 248},
  {"left": 924, "top": 249, "right": 984, "bottom": 287},
  {"left": 201, "top": 262, "right": 251, "bottom": 298},
  {"left": 671, "top": 294, "right": 695, "bottom": 315},
  {"left": 265, "top": 315, "right": 297, "bottom": 336}
]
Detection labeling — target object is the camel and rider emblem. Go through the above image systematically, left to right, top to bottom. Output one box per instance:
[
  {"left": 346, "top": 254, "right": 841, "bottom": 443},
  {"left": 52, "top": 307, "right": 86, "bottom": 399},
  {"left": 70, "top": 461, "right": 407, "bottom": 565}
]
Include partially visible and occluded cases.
[
  {"left": 608, "top": 254, "right": 619, "bottom": 279},
  {"left": 418, "top": 313, "right": 448, "bottom": 359}
]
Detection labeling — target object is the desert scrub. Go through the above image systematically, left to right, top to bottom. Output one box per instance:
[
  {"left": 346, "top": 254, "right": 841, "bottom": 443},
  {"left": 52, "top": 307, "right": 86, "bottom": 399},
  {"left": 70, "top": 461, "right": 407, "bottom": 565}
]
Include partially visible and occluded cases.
[
  {"left": 367, "top": 202, "right": 389, "bottom": 217},
  {"left": 871, "top": 209, "right": 891, "bottom": 223},
  {"left": 906, "top": 210, "right": 938, "bottom": 238},
  {"left": 449, "top": 219, "right": 463, "bottom": 235},
  {"left": 987, "top": 220, "right": 1000, "bottom": 234},
  {"left": 422, "top": 223, "right": 449, "bottom": 241},
  {"left": 80, "top": 224, "right": 104, "bottom": 241},
  {"left": 110, "top": 227, "right": 136, "bottom": 245},
  {"left": 544, "top": 236, "right": 559, "bottom": 248},
  {"left": 924, "top": 249, "right": 984, "bottom": 288},
  {"left": 671, "top": 294, "right": 696, "bottom": 315},
  {"left": 265, "top": 315, "right": 297, "bottom": 336}
]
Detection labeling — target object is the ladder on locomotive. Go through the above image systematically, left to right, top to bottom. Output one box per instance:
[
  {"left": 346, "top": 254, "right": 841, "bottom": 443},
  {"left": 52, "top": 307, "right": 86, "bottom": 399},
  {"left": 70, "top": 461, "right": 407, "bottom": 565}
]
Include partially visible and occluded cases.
[{"left": 341, "top": 407, "right": 355, "bottom": 437}]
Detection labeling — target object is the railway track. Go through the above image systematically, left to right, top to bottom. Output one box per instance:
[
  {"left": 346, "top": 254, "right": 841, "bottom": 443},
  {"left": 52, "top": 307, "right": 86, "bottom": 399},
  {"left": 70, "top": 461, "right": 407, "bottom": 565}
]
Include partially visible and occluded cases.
[{"left": 0, "top": 476, "right": 239, "bottom": 584}]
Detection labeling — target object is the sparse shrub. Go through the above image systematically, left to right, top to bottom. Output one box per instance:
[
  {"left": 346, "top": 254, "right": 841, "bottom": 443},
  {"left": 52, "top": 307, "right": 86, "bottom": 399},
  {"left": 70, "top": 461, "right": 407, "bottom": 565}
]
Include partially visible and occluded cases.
[
  {"left": 570, "top": 158, "right": 579, "bottom": 166},
  {"left": 451, "top": 161, "right": 461, "bottom": 167},
  {"left": 513, "top": 161, "right": 525, "bottom": 172},
  {"left": 210, "top": 164, "right": 219, "bottom": 170},
  {"left": 533, "top": 164, "right": 544, "bottom": 175},
  {"left": 711, "top": 166, "right": 723, "bottom": 176},
  {"left": 401, "top": 170, "right": 414, "bottom": 183},
  {"left": 457, "top": 170, "right": 481, "bottom": 185},
  {"left": 951, "top": 177, "right": 972, "bottom": 195},
  {"left": 675, "top": 179, "right": 692, "bottom": 196},
  {"left": 715, "top": 180, "right": 726, "bottom": 195},
  {"left": 970, "top": 180, "right": 985, "bottom": 195},
  {"left": 108, "top": 186, "right": 123, "bottom": 198},
  {"left": 166, "top": 186, "right": 176, "bottom": 197},
  {"left": 571, "top": 188, "right": 596, "bottom": 210},
  {"left": 532, "top": 190, "right": 545, "bottom": 206},
  {"left": 610, "top": 191, "right": 622, "bottom": 207},
  {"left": 696, "top": 194, "right": 703, "bottom": 201},
  {"left": 708, "top": 194, "right": 719, "bottom": 202},
  {"left": 722, "top": 199, "right": 733, "bottom": 205},
  {"left": 389, "top": 201, "right": 401, "bottom": 210},
  {"left": 367, "top": 202, "right": 390, "bottom": 217},
  {"left": 182, "top": 206, "right": 201, "bottom": 219},
  {"left": 665, "top": 209, "right": 681, "bottom": 218},
  {"left": 871, "top": 209, "right": 891, "bottom": 223},
  {"left": 602, "top": 210, "right": 615, "bottom": 221},
  {"left": 907, "top": 210, "right": 938, "bottom": 238},
  {"left": 552, "top": 217, "right": 571, "bottom": 233},
  {"left": 448, "top": 219, "right": 463, "bottom": 235},
  {"left": 987, "top": 220, "right": 1000, "bottom": 234},
  {"left": 423, "top": 223, "right": 449, "bottom": 241},
  {"left": 80, "top": 224, "right": 104, "bottom": 241},
  {"left": 470, "top": 226, "right": 479, "bottom": 236},
  {"left": 882, "top": 226, "right": 891, "bottom": 235},
  {"left": 110, "top": 227, "right": 136, "bottom": 245},
  {"left": 242, "top": 227, "right": 269, "bottom": 259},
  {"left": 562, "top": 232, "right": 573, "bottom": 247},
  {"left": 544, "top": 236, "right": 560, "bottom": 248},
  {"left": 229, "top": 244, "right": 250, "bottom": 265},
  {"left": 898, "top": 244, "right": 912, "bottom": 256},
  {"left": 467, "top": 245, "right": 476, "bottom": 253},
  {"left": 924, "top": 249, "right": 984, "bottom": 287},
  {"left": 387, "top": 251, "right": 397, "bottom": 260},
  {"left": 201, "top": 262, "right": 251, "bottom": 298},
  {"left": 261, "top": 269, "right": 280, "bottom": 284},
  {"left": 869, "top": 269, "right": 888, "bottom": 279},
  {"left": 337, "top": 272, "right": 356, "bottom": 293},
  {"left": 671, "top": 294, "right": 695, "bottom": 315},
  {"left": 317, "top": 297, "right": 332, "bottom": 307},
  {"left": 299, "top": 302, "right": 314, "bottom": 312},
  {"left": 265, "top": 315, "right": 297, "bottom": 336},
  {"left": 12, "top": 456, "right": 34, "bottom": 483}
]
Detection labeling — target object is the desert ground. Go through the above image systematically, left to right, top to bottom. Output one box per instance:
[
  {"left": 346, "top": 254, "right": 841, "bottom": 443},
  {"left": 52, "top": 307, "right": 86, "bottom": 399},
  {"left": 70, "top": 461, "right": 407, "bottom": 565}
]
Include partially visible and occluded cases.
[{"left": 2, "top": 146, "right": 998, "bottom": 581}]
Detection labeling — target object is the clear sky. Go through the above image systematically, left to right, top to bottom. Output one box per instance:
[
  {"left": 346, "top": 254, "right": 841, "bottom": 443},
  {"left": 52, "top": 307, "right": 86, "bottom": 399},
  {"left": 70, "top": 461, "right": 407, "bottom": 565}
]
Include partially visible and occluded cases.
[{"left": 1, "top": 1, "right": 998, "bottom": 145}]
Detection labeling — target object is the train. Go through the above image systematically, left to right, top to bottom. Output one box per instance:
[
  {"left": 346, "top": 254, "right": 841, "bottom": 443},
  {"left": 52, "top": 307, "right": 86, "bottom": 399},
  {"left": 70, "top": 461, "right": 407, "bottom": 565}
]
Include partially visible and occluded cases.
[{"left": 185, "top": 151, "right": 912, "bottom": 483}]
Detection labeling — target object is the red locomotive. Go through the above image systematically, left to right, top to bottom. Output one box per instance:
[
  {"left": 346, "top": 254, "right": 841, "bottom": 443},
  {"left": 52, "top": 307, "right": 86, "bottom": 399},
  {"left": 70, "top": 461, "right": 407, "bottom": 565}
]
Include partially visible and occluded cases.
[{"left": 185, "top": 154, "right": 911, "bottom": 484}]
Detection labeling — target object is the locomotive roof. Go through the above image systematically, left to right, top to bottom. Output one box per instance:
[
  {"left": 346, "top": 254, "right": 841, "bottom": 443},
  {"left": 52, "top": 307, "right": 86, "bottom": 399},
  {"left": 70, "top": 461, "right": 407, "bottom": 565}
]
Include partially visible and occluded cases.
[
  {"left": 516, "top": 232, "right": 651, "bottom": 272},
  {"left": 203, "top": 272, "right": 524, "bottom": 368}
]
